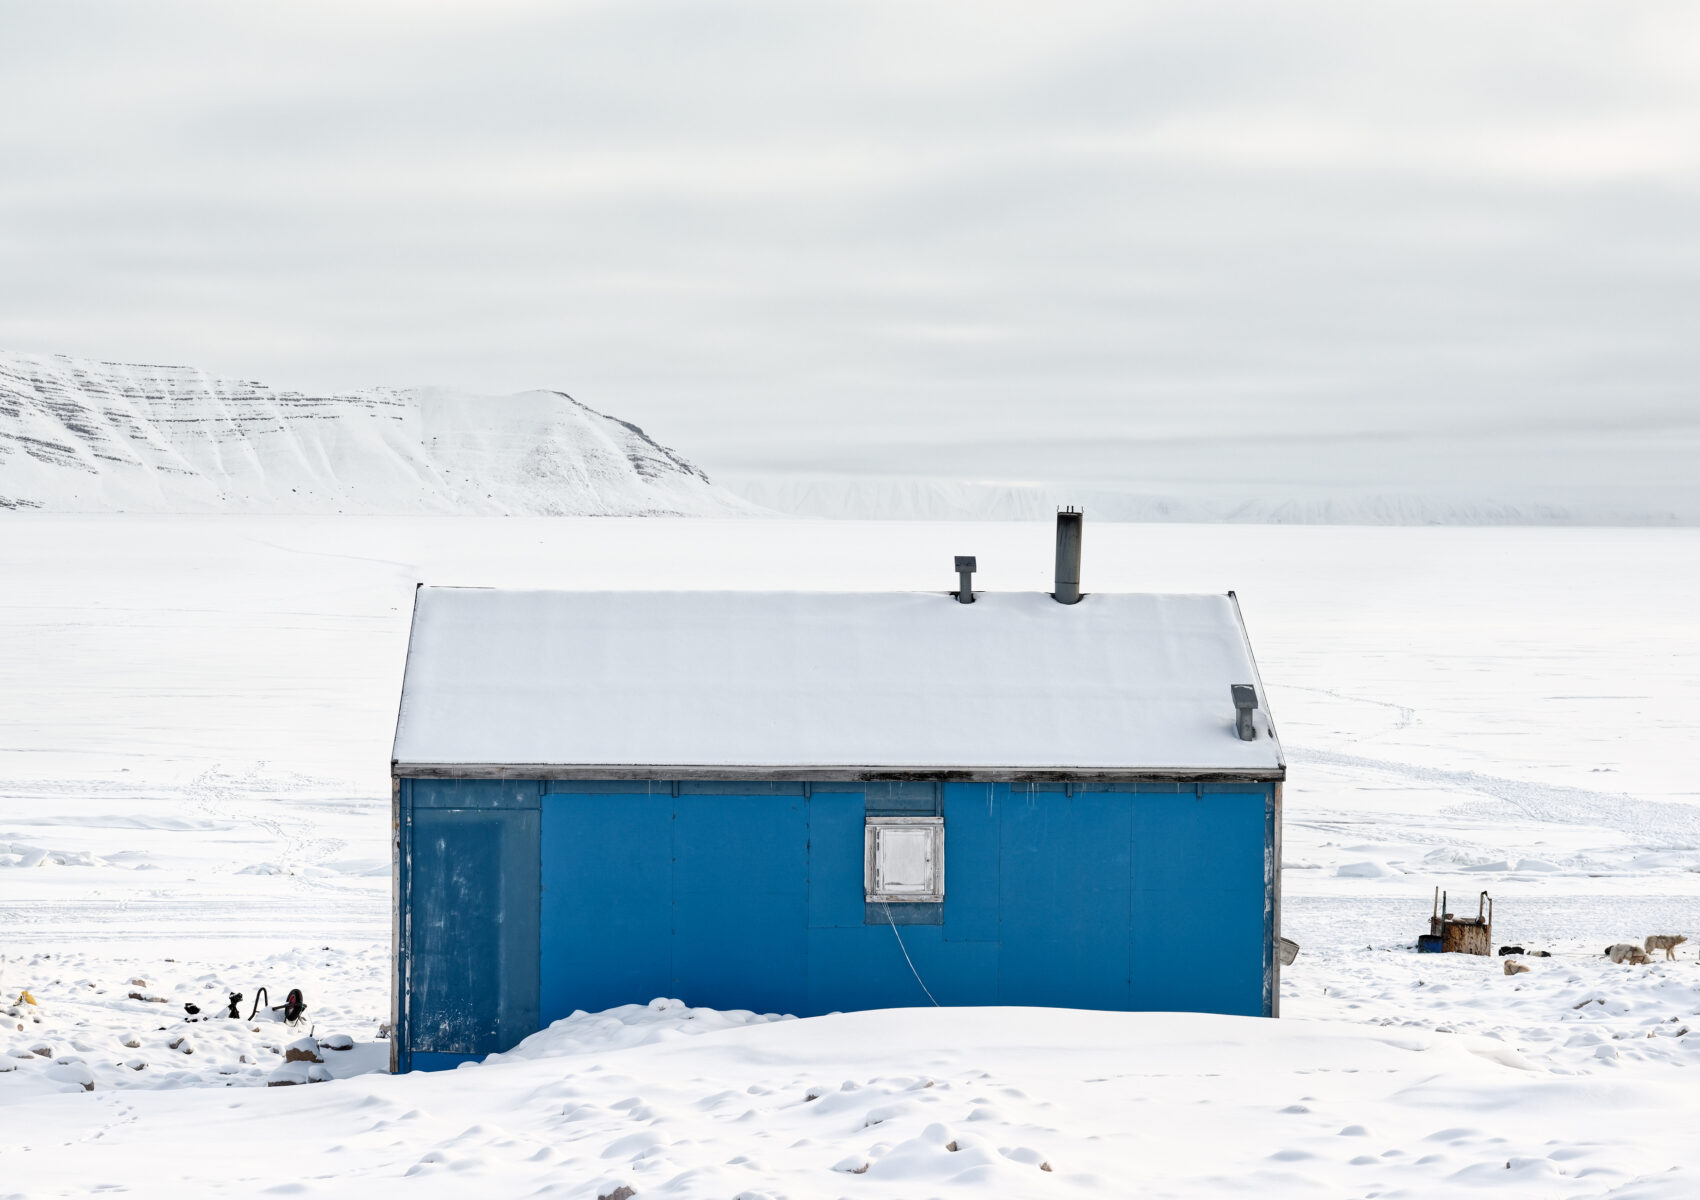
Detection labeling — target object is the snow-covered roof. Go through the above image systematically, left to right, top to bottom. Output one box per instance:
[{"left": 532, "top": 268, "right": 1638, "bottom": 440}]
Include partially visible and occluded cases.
[{"left": 392, "top": 587, "right": 1284, "bottom": 778}]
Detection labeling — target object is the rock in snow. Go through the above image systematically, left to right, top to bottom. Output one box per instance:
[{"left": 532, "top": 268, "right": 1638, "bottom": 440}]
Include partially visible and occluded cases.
[{"left": 0, "top": 350, "right": 756, "bottom": 515}]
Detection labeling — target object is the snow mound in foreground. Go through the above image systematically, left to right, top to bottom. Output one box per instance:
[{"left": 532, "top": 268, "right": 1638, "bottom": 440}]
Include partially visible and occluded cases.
[
  {"left": 0, "top": 350, "right": 756, "bottom": 515},
  {"left": 480, "top": 996, "right": 793, "bottom": 1065},
  {"left": 10, "top": 1004, "right": 1700, "bottom": 1197}
]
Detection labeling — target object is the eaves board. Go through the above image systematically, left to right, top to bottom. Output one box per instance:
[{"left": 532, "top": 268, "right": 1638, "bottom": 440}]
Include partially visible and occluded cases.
[{"left": 391, "top": 762, "right": 1287, "bottom": 784}]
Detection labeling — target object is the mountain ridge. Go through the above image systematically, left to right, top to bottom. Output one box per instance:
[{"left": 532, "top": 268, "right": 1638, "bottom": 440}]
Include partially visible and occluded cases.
[
  {"left": 0, "top": 351, "right": 753, "bottom": 515},
  {"left": 725, "top": 474, "right": 1700, "bottom": 526}
]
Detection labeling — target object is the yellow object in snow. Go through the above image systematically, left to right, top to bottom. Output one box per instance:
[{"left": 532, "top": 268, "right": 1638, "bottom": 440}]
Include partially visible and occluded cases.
[{"left": 14, "top": 990, "right": 36, "bottom": 1006}]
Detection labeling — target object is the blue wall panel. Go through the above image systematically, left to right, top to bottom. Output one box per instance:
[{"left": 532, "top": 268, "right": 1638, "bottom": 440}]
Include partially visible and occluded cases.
[
  {"left": 407, "top": 776, "right": 1275, "bottom": 1069},
  {"left": 413, "top": 778, "right": 539, "bottom": 809},
  {"left": 941, "top": 783, "right": 1001, "bottom": 942},
  {"left": 807, "top": 790, "right": 866, "bottom": 929},
  {"left": 998, "top": 790, "right": 1133, "bottom": 1008},
  {"left": 1129, "top": 791, "right": 1266, "bottom": 1015},
  {"left": 539, "top": 793, "right": 673, "bottom": 1022},
  {"left": 671, "top": 795, "right": 809, "bottom": 1014},
  {"left": 806, "top": 925, "right": 998, "bottom": 1012}
]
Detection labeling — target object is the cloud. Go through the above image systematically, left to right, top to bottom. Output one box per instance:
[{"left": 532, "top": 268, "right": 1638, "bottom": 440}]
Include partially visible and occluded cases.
[{"left": 0, "top": 0, "right": 1696, "bottom": 499}]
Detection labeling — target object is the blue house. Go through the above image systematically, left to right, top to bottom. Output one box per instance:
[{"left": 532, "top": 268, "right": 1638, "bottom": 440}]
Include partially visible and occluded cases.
[{"left": 389, "top": 522, "right": 1285, "bottom": 1072}]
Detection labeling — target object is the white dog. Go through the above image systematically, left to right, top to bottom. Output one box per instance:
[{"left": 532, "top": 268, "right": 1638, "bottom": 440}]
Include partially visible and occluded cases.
[{"left": 1644, "top": 935, "right": 1687, "bottom": 961}]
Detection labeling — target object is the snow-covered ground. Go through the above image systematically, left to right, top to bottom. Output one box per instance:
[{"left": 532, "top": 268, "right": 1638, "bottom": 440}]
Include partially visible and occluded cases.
[{"left": 2, "top": 515, "right": 1698, "bottom": 1197}]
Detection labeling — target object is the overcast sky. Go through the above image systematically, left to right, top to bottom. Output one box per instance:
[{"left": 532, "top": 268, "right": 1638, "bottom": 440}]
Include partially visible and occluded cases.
[{"left": 2, "top": 1, "right": 1697, "bottom": 499}]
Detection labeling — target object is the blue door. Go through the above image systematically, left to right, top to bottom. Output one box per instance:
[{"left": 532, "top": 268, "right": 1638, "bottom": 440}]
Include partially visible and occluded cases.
[{"left": 406, "top": 803, "right": 539, "bottom": 1063}]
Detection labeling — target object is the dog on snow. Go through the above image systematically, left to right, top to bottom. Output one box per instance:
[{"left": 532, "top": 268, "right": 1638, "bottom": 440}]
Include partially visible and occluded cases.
[
  {"left": 1644, "top": 934, "right": 1687, "bottom": 961},
  {"left": 1605, "top": 943, "right": 1651, "bottom": 965}
]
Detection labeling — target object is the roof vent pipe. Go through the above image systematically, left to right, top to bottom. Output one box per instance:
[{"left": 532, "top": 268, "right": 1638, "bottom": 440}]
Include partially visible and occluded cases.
[
  {"left": 1053, "top": 508, "right": 1083, "bottom": 604},
  {"left": 954, "top": 555, "right": 977, "bottom": 604},
  {"left": 1232, "top": 684, "right": 1259, "bottom": 740}
]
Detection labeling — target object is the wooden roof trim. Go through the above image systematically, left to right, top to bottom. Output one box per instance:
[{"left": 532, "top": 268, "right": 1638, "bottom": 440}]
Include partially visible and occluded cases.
[{"left": 392, "top": 761, "right": 1287, "bottom": 783}]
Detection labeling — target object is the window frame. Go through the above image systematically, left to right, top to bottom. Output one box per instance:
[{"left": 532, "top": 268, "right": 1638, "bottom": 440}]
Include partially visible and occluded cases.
[{"left": 863, "top": 815, "right": 945, "bottom": 903}]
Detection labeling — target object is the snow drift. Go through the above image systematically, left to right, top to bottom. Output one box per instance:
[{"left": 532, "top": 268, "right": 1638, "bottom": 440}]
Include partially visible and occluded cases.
[{"left": 0, "top": 351, "right": 755, "bottom": 515}]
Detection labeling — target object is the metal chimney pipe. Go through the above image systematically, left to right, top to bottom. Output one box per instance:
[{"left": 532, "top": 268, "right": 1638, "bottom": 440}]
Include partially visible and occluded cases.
[{"left": 1053, "top": 508, "right": 1083, "bottom": 603}]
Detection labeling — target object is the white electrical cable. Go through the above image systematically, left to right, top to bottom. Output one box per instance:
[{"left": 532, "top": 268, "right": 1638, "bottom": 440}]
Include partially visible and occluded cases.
[{"left": 883, "top": 904, "right": 941, "bottom": 1007}]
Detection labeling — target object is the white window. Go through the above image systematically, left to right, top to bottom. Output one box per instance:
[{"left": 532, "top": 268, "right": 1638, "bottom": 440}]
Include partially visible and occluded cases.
[{"left": 865, "top": 816, "right": 944, "bottom": 903}]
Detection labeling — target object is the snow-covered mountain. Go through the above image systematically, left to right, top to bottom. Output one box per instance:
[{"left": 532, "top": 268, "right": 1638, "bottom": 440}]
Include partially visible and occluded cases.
[{"left": 0, "top": 351, "right": 755, "bottom": 515}]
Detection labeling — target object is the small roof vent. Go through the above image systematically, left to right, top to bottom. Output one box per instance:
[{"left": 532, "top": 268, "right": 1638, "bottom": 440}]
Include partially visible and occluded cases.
[
  {"left": 954, "top": 555, "right": 977, "bottom": 604},
  {"left": 1231, "top": 684, "right": 1259, "bottom": 740}
]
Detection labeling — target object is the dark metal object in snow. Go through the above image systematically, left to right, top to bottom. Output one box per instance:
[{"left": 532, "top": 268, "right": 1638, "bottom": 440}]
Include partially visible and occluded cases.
[
  {"left": 1053, "top": 508, "right": 1083, "bottom": 604},
  {"left": 954, "top": 556, "right": 976, "bottom": 604},
  {"left": 1424, "top": 887, "right": 1492, "bottom": 955},
  {"left": 246, "top": 986, "right": 308, "bottom": 1024}
]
